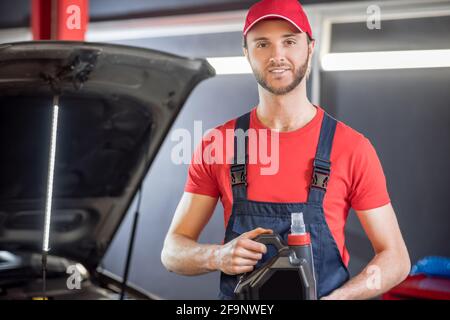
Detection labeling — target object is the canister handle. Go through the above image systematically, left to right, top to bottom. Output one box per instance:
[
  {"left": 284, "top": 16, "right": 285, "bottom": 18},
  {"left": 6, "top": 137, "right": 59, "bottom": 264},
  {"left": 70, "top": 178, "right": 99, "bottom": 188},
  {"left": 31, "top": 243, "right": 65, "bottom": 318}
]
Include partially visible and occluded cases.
[{"left": 253, "top": 234, "right": 288, "bottom": 252}]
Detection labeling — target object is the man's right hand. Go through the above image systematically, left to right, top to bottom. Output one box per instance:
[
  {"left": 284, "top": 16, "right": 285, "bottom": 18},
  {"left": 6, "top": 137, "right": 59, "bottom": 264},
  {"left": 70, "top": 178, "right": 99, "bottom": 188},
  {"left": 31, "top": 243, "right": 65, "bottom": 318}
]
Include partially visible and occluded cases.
[{"left": 216, "top": 227, "right": 273, "bottom": 275}]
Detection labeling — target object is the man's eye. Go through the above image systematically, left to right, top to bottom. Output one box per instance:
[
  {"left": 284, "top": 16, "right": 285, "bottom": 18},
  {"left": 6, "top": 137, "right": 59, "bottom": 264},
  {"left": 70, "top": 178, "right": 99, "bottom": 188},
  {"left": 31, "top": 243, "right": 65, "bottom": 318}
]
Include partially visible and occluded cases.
[
  {"left": 286, "top": 40, "right": 296, "bottom": 45},
  {"left": 257, "top": 42, "right": 268, "bottom": 48}
]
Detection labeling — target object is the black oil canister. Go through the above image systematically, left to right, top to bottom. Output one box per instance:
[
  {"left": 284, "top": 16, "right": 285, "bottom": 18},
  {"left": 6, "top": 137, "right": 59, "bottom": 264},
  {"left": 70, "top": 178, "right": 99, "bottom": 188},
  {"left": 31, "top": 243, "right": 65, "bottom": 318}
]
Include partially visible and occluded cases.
[{"left": 234, "top": 212, "right": 317, "bottom": 300}]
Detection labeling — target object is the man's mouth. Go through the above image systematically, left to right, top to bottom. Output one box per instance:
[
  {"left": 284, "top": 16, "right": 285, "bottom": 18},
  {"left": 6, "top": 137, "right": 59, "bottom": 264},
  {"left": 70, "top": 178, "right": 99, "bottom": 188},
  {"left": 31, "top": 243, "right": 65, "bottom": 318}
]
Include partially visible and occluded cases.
[{"left": 268, "top": 68, "right": 290, "bottom": 74}]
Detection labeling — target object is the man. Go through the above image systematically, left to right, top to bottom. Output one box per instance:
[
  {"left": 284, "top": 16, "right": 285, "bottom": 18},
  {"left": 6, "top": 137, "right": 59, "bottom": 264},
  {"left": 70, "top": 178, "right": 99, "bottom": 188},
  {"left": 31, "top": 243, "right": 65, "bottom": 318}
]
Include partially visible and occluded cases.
[{"left": 161, "top": 0, "right": 410, "bottom": 300}]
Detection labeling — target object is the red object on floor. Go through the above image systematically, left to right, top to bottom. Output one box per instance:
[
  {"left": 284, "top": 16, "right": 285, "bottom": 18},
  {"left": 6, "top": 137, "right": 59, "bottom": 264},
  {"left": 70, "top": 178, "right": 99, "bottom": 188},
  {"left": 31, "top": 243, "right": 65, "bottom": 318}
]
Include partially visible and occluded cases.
[
  {"left": 32, "top": 0, "right": 88, "bottom": 40},
  {"left": 382, "top": 274, "right": 450, "bottom": 300}
]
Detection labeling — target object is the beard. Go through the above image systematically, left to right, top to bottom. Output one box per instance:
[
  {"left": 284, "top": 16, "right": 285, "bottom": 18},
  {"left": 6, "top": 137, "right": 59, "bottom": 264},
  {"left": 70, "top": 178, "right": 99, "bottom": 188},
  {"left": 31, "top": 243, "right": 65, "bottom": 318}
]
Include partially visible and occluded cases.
[{"left": 252, "top": 50, "right": 310, "bottom": 96}]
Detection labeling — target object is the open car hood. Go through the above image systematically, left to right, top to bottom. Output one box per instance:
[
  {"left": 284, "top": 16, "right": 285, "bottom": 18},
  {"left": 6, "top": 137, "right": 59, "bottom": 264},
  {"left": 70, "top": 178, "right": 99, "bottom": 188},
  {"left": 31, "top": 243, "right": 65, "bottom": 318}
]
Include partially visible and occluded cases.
[{"left": 0, "top": 41, "right": 214, "bottom": 271}]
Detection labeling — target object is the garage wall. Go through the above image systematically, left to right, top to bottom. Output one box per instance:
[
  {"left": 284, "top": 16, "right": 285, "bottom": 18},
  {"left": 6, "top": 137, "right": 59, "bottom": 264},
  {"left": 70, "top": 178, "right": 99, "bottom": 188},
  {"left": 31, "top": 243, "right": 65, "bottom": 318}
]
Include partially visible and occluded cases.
[
  {"left": 321, "top": 14, "right": 450, "bottom": 277},
  {"left": 321, "top": 68, "right": 450, "bottom": 276}
]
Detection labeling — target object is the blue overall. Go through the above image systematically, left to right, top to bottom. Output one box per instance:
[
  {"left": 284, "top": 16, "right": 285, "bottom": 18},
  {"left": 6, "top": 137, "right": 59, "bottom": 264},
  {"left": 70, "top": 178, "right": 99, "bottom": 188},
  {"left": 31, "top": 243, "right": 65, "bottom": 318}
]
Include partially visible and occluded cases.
[{"left": 219, "top": 110, "right": 350, "bottom": 299}]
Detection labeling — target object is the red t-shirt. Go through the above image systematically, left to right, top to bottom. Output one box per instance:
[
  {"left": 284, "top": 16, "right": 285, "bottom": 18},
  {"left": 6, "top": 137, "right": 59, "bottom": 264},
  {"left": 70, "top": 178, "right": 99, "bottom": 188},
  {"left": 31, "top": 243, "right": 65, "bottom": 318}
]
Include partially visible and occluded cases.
[{"left": 184, "top": 105, "right": 391, "bottom": 266}]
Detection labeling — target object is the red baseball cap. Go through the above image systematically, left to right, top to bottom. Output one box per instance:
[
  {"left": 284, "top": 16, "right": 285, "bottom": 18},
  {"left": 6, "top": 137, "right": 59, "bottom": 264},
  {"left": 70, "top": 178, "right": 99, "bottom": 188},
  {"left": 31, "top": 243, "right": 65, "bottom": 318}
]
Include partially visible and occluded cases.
[{"left": 243, "top": 0, "right": 313, "bottom": 39}]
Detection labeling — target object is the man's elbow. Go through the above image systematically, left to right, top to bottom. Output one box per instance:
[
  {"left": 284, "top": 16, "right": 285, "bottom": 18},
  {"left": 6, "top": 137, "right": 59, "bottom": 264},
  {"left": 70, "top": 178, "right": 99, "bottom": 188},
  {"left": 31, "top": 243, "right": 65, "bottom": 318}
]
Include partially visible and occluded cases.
[
  {"left": 160, "top": 238, "right": 174, "bottom": 272},
  {"left": 394, "top": 247, "right": 411, "bottom": 284},
  {"left": 399, "top": 251, "right": 411, "bottom": 282}
]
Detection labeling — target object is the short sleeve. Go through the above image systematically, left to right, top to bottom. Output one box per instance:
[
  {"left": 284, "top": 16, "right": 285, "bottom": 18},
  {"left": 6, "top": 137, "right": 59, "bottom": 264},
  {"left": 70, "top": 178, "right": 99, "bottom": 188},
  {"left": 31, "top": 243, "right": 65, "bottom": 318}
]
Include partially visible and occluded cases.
[
  {"left": 184, "top": 136, "right": 220, "bottom": 198},
  {"left": 349, "top": 137, "right": 391, "bottom": 211}
]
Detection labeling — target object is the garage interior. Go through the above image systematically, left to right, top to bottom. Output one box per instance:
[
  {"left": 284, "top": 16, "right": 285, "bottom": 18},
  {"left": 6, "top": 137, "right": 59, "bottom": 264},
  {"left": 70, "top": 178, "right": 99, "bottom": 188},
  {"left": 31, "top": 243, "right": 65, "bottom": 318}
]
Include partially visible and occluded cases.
[{"left": 0, "top": 0, "right": 449, "bottom": 300}]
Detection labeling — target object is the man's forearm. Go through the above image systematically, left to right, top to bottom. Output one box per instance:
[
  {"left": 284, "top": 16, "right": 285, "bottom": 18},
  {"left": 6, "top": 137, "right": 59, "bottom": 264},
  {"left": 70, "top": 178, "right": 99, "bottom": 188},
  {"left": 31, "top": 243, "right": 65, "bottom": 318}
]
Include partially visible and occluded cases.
[
  {"left": 161, "top": 233, "right": 220, "bottom": 275},
  {"left": 322, "top": 249, "right": 410, "bottom": 300}
]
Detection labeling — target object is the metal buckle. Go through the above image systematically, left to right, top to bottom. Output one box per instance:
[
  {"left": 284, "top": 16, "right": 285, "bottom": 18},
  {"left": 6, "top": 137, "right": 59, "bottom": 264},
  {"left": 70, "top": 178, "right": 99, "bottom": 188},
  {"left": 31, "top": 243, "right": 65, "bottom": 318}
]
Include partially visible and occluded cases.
[{"left": 230, "top": 164, "right": 247, "bottom": 186}]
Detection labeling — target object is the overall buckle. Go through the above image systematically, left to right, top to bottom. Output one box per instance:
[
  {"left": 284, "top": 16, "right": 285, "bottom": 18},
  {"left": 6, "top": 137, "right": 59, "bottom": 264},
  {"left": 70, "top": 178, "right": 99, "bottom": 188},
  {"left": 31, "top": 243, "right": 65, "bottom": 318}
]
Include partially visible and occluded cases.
[
  {"left": 311, "top": 158, "right": 331, "bottom": 190},
  {"left": 230, "top": 164, "right": 247, "bottom": 186}
]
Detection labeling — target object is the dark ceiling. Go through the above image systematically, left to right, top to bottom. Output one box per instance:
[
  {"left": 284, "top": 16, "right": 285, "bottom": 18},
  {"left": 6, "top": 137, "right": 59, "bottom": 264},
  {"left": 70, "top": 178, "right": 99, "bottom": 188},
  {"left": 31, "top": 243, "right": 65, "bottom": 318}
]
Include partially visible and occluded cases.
[{"left": 0, "top": 0, "right": 369, "bottom": 29}]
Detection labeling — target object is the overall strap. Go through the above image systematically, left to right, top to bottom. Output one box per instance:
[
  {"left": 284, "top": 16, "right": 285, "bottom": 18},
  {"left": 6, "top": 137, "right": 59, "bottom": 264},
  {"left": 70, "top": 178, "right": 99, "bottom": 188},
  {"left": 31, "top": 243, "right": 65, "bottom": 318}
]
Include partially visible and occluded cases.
[
  {"left": 230, "top": 112, "right": 250, "bottom": 202},
  {"left": 307, "top": 112, "right": 338, "bottom": 204}
]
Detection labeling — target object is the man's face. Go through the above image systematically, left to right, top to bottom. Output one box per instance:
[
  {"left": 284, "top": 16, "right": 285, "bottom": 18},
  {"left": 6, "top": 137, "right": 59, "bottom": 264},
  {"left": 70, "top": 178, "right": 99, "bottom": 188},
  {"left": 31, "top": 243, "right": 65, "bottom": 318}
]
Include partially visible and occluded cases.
[{"left": 244, "top": 19, "right": 313, "bottom": 96}]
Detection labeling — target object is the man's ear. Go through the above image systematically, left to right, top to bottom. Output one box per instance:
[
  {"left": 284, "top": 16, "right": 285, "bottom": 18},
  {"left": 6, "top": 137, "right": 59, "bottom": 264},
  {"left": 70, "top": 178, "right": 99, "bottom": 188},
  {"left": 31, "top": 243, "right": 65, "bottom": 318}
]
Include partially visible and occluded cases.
[
  {"left": 310, "top": 39, "right": 316, "bottom": 55},
  {"left": 243, "top": 46, "right": 250, "bottom": 63}
]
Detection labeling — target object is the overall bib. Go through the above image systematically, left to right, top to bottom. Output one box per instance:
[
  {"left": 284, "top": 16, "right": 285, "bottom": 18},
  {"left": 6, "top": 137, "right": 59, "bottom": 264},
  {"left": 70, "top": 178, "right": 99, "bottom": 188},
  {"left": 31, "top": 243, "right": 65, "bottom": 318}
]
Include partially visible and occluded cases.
[{"left": 219, "top": 110, "right": 350, "bottom": 299}]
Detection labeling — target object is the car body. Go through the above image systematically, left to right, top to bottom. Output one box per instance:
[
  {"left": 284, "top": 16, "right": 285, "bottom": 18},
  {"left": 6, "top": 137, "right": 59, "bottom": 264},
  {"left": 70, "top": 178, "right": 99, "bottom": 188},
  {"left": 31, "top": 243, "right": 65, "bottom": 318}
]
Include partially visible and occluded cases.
[{"left": 0, "top": 41, "right": 215, "bottom": 299}]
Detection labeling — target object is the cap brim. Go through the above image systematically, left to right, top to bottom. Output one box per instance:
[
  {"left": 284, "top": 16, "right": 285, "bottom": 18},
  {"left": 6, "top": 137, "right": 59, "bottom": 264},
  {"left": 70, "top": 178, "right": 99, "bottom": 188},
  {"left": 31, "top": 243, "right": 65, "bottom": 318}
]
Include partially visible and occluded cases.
[{"left": 243, "top": 14, "right": 305, "bottom": 36}]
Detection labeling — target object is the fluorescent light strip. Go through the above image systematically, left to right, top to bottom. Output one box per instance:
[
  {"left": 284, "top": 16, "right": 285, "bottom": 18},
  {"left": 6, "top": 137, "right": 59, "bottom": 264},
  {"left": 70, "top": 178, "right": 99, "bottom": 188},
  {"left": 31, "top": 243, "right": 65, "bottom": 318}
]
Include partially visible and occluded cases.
[
  {"left": 322, "top": 49, "right": 450, "bottom": 71},
  {"left": 207, "top": 50, "right": 450, "bottom": 75},
  {"left": 206, "top": 56, "right": 252, "bottom": 75},
  {"left": 42, "top": 97, "right": 59, "bottom": 253}
]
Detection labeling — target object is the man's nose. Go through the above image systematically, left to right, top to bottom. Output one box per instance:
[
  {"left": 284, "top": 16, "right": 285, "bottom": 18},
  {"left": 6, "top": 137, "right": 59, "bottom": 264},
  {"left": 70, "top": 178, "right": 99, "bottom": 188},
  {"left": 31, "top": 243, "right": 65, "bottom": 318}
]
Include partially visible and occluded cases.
[{"left": 269, "top": 44, "right": 286, "bottom": 64}]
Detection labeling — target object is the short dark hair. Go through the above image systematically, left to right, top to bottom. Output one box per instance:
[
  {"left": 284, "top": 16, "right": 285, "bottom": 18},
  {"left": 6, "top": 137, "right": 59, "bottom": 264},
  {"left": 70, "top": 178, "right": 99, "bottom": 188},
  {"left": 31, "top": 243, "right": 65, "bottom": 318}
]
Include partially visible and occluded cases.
[{"left": 243, "top": 33, "right": 313, "bottom": 49}]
